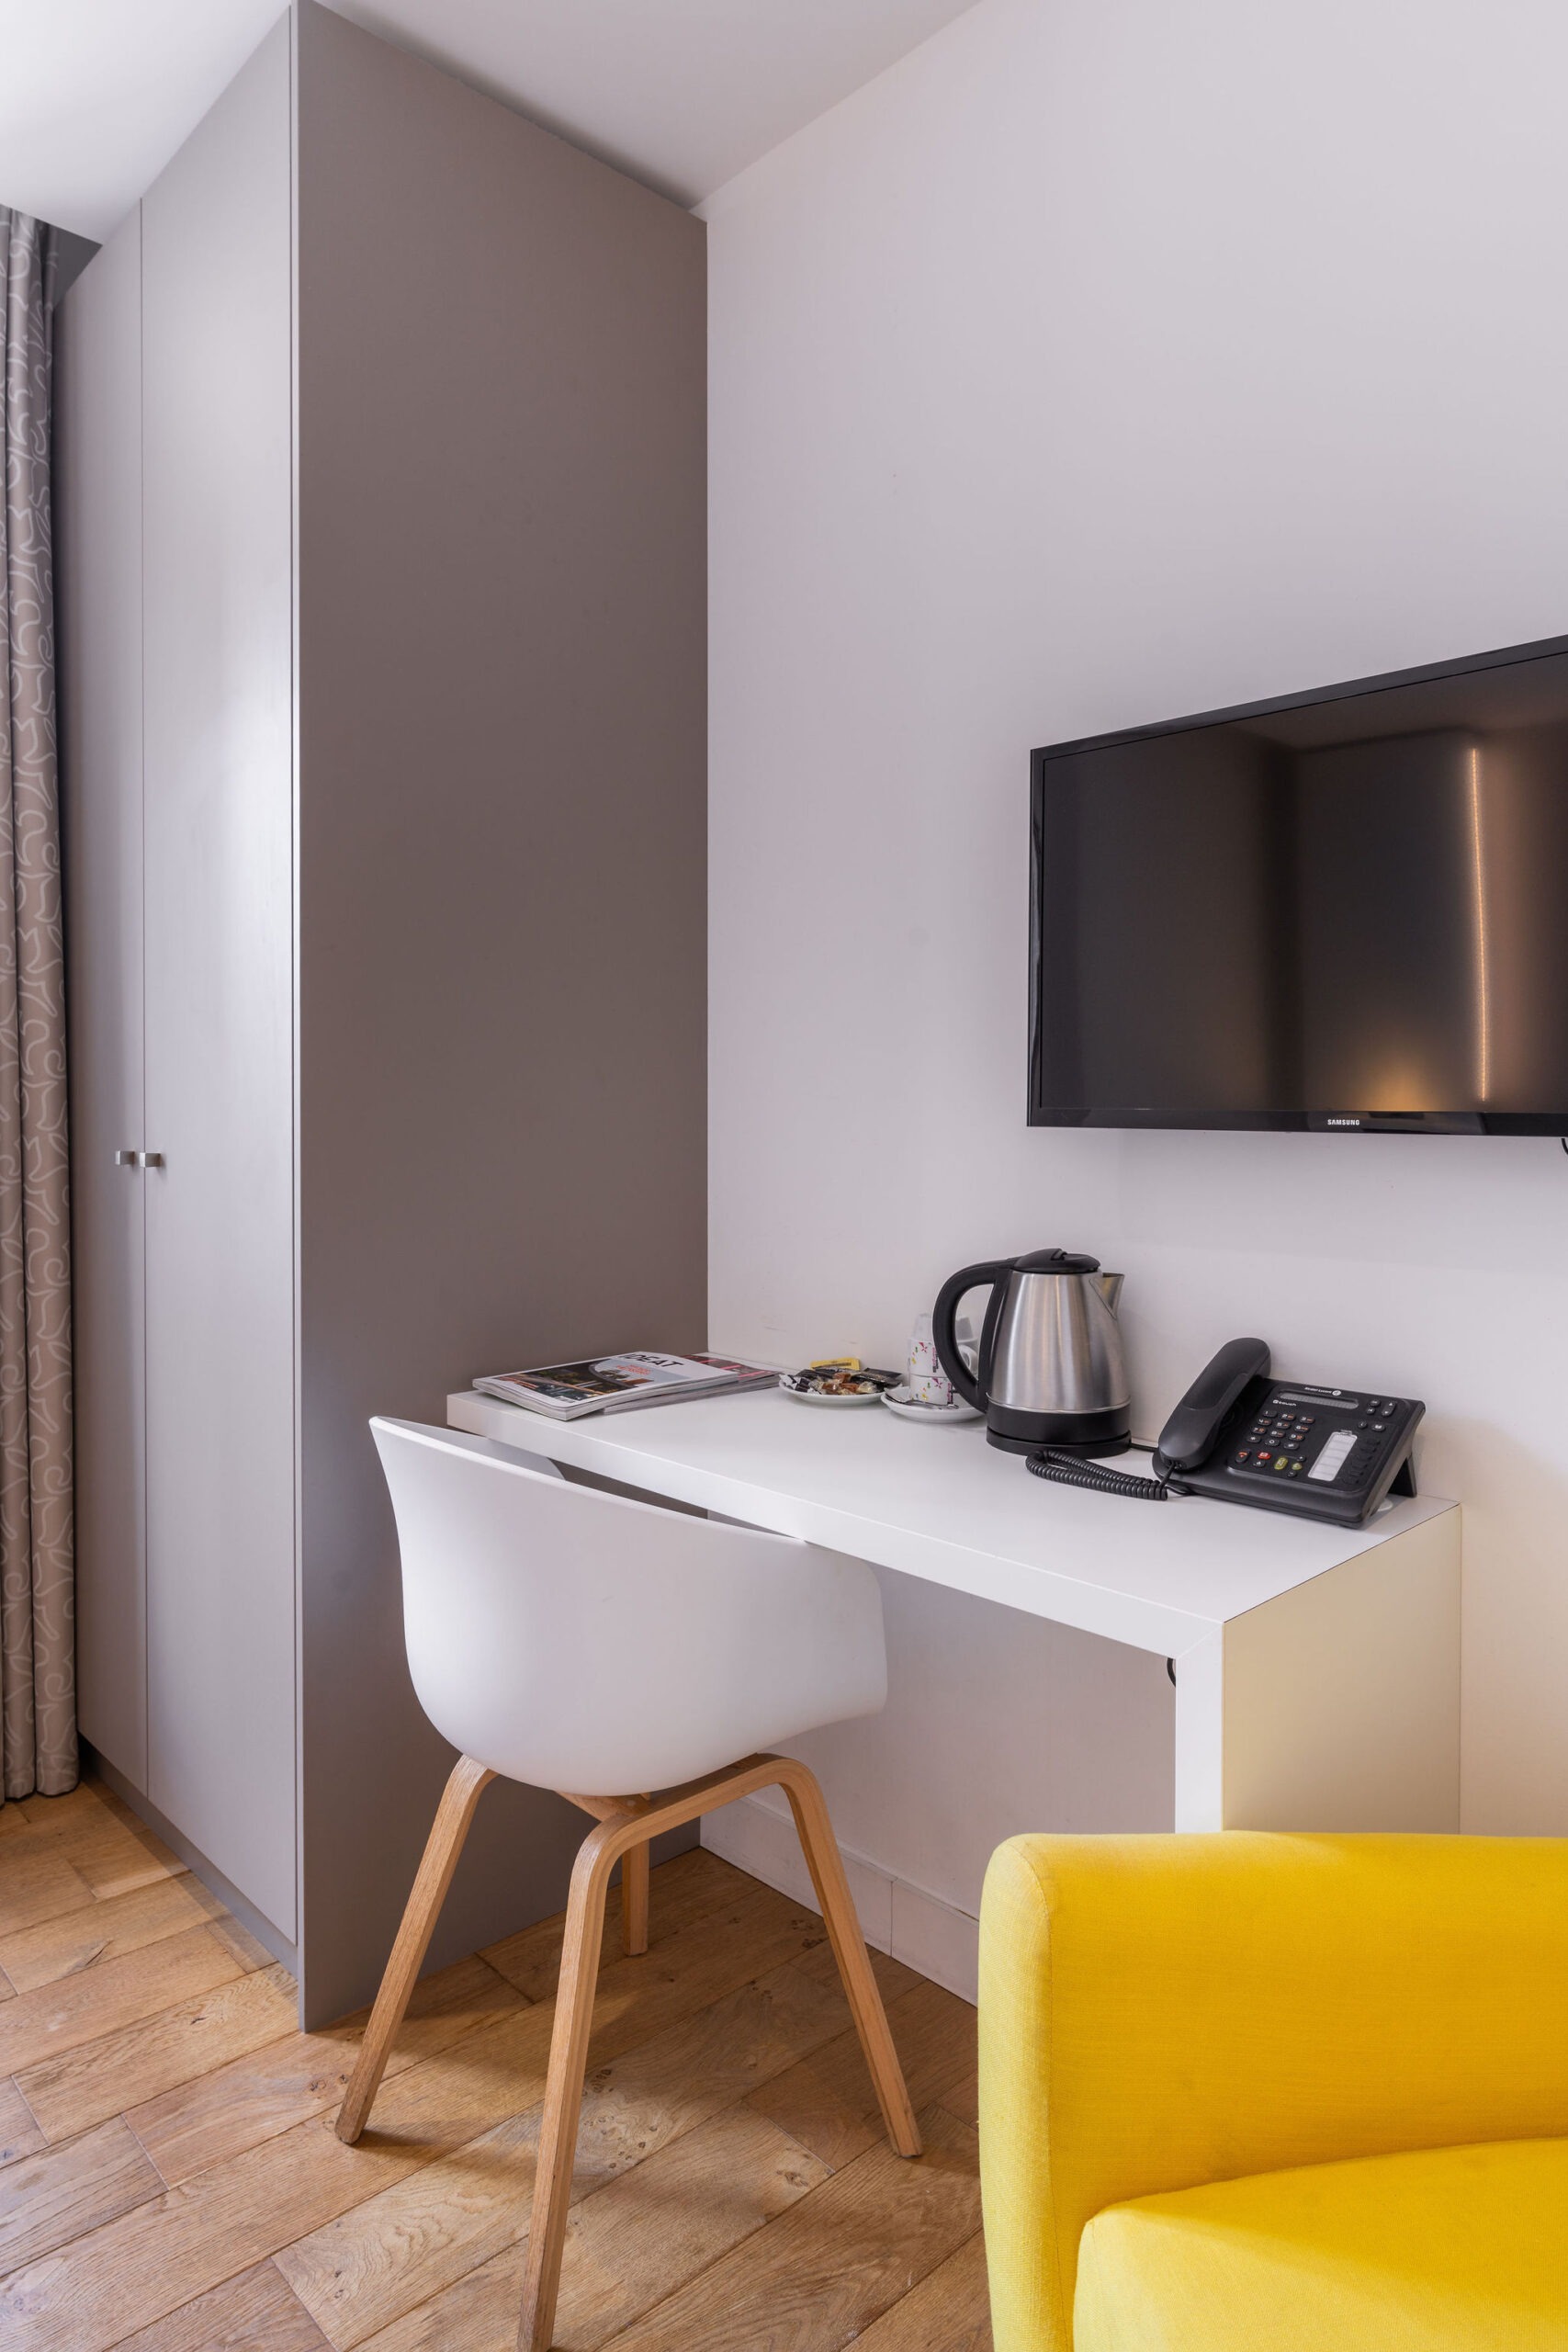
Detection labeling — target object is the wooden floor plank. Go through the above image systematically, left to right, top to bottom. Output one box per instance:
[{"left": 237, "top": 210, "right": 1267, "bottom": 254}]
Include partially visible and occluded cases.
[
  {"left": 17, "top": 1785, "right": 185, "bottom": 1903},
  {"left": 16, "top": 1786, "right": 120, "bottom": 1836},
  {"left": 0, "top": 1790, "right": 988, "bottom": 2352},
  {"left": 60, "top": 1827, "right": 183, "bottom": 1905},
  {"left": 0, "top": 1840, "right": 96, "bottom": 1940},
  {"left": 481, "top": 1844, "right": 735, "bottom": 1993},
  {"left": 481, "top": 1848, "right": 795, "bottom": 2003},
  {"left": 0, "top": 1873, "right": 215, "bottom": 1996},
  {"left": 13, "top": 1882, "right": 828, "bottom": 2350},
  {"left": 582, "top": 1887, "right": 829, "bottom": 2051},
  {"left": 0, "top": 1888, "right": 828, "bottom": 2352},
  {"left": 201, "top": 1907, "right": 279, "bottom": 1977},
  {"left": 0, "top": 1924, "right": 245, "bottom": 2078},
  {"left": 793, "top": 1930, "right": 928, "bottom": 2007},
  {"left": 129, "top": 1953, "right": 522, "bottom": 2187},
  {"left": 571, "top": 1958, "right": 843, "bottom": 2149},
  {"left": 276, "top": 1959, "right": 849, "bottom": 2347},
  {"left": 19, "top": 1963, "right": 300, "bottom": 2147},
  {"left": 747, "top": 1974, "right": 976, "bottom": 2171},
  {"left": 0, "top": 1987, "right": 572, "bottom": 2352},
  {"left": 942, "top": 2068, "right": 979, "bottom": 2127},
  {"left": 0, "top": 2079, "right": 44, "bottom": 2169},
  {"left": 545, "top": 2099, "right": 831, "bottom": 2352},
  {"left": 600, "top": 2102, "right": 982, "bottom": 2352},
  {"left": 359, "top": 2103, "right": 830, "bottom": 2352},
  {"left": 279, "top": 2105, "right": 547, "bottom": 2350},
  {"left": 0, "top": 2114, "right": 162, "bottom": 2275},
  {"left": 0, "top": 2118, "right": 418, "bottom": 2350},
  {"left": 848, "top": 2230, "right": 993, "bottom": 2351},
  {"left": 354, "top": 2237, "right": 515, "bottom": 2351},
  {"left": 100, "top": 2256, "right": 333, "bottom": 2350}
]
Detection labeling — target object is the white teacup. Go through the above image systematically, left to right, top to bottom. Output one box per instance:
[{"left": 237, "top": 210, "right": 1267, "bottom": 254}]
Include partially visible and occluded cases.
[{"left": 908, "top": 1311, "right": 955, "bottom": 1407}]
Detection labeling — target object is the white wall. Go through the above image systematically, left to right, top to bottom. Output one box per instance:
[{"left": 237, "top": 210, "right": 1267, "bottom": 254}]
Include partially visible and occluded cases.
[
  {"left": 705, "top": 0, "right": 1568, "bottom": 1893},
  {"left": 703, "top": 1565, "right": 1172, "bottom": 1998}
]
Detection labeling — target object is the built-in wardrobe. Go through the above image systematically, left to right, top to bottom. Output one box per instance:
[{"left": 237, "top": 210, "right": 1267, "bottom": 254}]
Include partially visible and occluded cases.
[{"left": 55, "top": 1, "right": 706, "bottom": 2024}]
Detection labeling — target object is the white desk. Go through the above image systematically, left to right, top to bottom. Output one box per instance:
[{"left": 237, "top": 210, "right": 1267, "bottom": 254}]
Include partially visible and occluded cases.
[{"left": 447, "top": 1385, "right": 1461, "bottom": 1835}]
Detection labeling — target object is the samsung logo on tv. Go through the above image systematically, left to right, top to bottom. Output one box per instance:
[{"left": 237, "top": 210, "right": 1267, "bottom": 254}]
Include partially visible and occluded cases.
[{"left": 1326, "top": 1116, "right": 1361, "bottom": 1126}]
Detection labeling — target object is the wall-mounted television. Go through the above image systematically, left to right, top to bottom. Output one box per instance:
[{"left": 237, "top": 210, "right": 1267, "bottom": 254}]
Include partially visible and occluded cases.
[{"left": 1029, "top": 633, "right": 1568, "bottom": 1135}]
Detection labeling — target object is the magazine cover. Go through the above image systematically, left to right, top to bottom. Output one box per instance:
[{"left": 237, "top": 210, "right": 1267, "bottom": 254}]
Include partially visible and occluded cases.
[
  {"left": 474, "top": 1351, "right": 778, "bottom": 1419},
  {"left": 592, "top": 1352, "right": 780, "bottom": 1415}
]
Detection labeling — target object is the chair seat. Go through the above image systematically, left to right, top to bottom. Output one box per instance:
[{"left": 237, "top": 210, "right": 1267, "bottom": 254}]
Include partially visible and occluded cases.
[{"left": 1074, "top": 2135, "right": 1568, "bottom": 2352}]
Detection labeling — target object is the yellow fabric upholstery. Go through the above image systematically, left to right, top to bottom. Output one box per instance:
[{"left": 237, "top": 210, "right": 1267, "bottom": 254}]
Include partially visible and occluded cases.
[
  {"left": 977, "top": 1832, "right": 1568, "bottom": 2352},
  {"left": 1075, "top": 2137, "right": 1568, "bottom": 2351}
]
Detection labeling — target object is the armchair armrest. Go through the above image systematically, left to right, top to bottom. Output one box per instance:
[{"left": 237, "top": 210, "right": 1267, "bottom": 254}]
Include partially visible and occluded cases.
[{"left": 978, "top": 1831, "right": 1568, "bottom": 2352}]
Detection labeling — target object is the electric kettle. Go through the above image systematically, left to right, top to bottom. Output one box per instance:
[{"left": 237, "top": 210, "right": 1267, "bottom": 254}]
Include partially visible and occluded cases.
[{"left": 932, "top": 1250, "right": 1130, "bottom": 1455}]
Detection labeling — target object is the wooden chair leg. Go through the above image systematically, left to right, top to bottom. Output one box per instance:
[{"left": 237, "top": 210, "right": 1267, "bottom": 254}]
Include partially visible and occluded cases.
[
  {"left": 514, "top": 1752, "right": 919, "bottom": 2346},
  {"left": 336, "top": 1753, "right": 494, "bottom": 2144},
  {"left": 776, "top": 1758, "right": 922, "bottom": 2158},
  {"left": 559, "top": 1788, "right": 652, "bottom": 1961},
  {"left": 517, "top": 1815, "right": 623, "bottom": 2352},
  {"left": 621, "top": 1838, "right": 649, "bottom": 1957}
]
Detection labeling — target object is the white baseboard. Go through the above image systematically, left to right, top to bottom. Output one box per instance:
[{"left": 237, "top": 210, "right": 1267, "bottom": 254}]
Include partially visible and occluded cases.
[{"left": 701, "top": 1792, "right": 978, "bottom": 2007}]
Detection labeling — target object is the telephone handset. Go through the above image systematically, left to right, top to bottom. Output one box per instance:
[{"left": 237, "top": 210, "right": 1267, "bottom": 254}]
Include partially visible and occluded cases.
[
  {"left": 1151, "top": 1336, "right": 1271, "bottom": 1479},
  {"left": 1027, "top": 1338, "right": 1423, "bottom": 1526}
]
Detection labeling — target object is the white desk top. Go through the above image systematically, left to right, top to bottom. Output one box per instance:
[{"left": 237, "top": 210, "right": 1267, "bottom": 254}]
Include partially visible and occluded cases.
[{"left": 446, "top": 1386, "right": 1457, "bottom": 1660}]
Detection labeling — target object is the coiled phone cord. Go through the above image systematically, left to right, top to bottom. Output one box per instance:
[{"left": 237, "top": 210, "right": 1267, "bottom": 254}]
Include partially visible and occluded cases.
[{"left": 1026, "top": 1447, "right": 1175, "bottom": 1501}]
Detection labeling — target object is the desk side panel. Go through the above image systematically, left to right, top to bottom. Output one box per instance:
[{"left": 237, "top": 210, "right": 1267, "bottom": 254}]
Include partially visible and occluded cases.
[{"left": 1222, "top": 1510, "right": 1461, "bottom": 1831}]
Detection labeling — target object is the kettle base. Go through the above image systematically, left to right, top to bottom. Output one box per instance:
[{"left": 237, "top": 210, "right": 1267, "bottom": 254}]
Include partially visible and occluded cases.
[
  {"left": 985, "top": 1403, "right": 1132, "bottom": 1457},
  {"left": 987, "top": 1430, "right": 1133, "bottom": 1458}
]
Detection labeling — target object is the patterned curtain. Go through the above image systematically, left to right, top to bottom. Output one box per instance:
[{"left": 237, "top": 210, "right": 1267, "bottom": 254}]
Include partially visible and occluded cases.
[{"left": 0, "top": 209, "right": 74, "bottom": 1800}]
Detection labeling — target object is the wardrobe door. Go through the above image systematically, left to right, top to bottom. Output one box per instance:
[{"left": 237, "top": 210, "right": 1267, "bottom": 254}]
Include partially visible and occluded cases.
[
  {"left": 141, "top": 17, "right": 298, "bottom": 1937},
  {"left": 57, "top": 214, "right": 149, "bottom": 1788}
]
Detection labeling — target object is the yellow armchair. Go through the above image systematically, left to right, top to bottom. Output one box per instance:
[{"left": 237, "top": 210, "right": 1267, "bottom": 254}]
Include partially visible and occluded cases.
[{"left": 978, "top": 1832, "right": 1568, "bottom": 2351}]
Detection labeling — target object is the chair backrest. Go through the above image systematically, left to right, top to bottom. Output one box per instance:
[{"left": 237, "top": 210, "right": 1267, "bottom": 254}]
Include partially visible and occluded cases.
[{"left": 371, "top": 1418, "right": 886, "bottom": 1795}]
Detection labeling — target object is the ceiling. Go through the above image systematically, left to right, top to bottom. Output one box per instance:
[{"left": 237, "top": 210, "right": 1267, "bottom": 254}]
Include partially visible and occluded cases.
[{"left": 2, "top": 0, "right": 977, "bottom": 242}]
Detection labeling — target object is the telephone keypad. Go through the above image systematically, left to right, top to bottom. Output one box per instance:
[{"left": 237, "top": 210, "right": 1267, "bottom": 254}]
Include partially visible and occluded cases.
[{"left": 1198, "top": 1376, "right": 1423, "bottom": 1524}]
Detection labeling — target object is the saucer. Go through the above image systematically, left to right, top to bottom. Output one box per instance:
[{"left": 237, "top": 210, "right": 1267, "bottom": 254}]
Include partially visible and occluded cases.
[
  {"left": 780, "top": 1367, "right": 899, "bottom": 1406},
  {"left": 881, "top": 1384, "right": 982, "bottom": 1423}
]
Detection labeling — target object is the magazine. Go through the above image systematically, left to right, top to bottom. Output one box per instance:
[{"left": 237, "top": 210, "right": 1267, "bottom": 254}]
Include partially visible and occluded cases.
[{"left": 474, "top": 1350, "right": 777, "bottom": 1420}]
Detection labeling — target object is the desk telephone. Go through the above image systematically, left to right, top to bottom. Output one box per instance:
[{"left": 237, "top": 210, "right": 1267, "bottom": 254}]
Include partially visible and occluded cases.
[{"left": 1027, "top": 1338, "right": 1423, "bottom": 1526}]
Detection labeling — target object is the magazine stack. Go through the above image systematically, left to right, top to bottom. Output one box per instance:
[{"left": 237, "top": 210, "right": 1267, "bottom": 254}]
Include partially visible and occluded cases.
[{"left": 473, "top": 1351, "right": 777, "bottom": 1420}]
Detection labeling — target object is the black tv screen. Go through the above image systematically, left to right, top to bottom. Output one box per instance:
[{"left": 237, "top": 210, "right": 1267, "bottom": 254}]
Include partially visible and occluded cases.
[{"left": 1030, "top": 634, "right": 1568, "bottom": 1135}]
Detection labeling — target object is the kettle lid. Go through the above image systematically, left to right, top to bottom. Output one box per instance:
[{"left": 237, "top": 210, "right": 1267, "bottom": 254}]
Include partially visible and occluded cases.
[{"left": 1013, "top": 1247, "right": 1100, "bottom": 1275}]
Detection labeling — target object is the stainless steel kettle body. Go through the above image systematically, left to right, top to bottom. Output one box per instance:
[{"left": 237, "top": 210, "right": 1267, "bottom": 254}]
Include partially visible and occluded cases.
[{"left": 932, "top": 1249, "right": 1131, "bottom": 1455}]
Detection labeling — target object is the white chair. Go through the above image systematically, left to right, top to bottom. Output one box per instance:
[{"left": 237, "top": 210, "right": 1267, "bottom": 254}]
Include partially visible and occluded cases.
[{"left": 337, "top": 1419, "right": 921, "bottom": 2351}]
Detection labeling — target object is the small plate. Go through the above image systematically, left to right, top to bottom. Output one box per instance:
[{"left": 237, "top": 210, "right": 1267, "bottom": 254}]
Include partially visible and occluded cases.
[
  {"left": 779, "top": 1369, "right": 898, "bottom": 1406},
  {"left": 881, "top": 1383, "right": 982, "bottom": 1424}
]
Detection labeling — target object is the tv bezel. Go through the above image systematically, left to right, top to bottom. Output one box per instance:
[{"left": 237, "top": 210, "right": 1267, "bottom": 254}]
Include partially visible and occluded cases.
[{"left": 1028, "top": 630, "right": 1568, "bottom": 1136}]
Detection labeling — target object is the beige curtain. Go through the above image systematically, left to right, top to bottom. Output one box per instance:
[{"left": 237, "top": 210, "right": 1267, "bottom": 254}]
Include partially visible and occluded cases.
[{"left": 0, "top": 209, "right": 74, "bottom": 1799}]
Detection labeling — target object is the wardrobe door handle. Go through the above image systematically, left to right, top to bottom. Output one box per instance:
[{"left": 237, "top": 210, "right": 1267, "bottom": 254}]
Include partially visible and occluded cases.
[
  {"left": 115, "top": 1149, "right": 138, "bottom": 1167},
  {"left": 139, "top": 1152, "right": 164, "bottom": 1169}
]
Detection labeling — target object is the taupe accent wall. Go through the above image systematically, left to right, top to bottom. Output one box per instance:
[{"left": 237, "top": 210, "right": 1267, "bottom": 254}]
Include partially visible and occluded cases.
[{"left": 293, "top": 4, "right": 707, "bottom": 2018}]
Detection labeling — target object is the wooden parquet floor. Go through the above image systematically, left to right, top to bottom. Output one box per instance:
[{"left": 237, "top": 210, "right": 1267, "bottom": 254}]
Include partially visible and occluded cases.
[{"left": 0, "top": 1776, "right": 990, "bottom": 2350}]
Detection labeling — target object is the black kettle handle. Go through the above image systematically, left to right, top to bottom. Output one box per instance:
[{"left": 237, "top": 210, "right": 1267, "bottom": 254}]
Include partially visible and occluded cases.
[{"left": 933, "top": 1260, "right": 1012, "bottom": 1411}]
